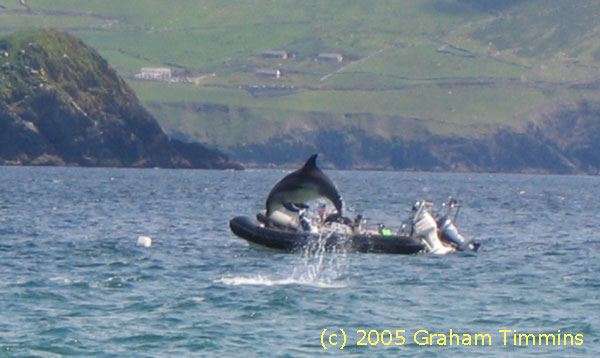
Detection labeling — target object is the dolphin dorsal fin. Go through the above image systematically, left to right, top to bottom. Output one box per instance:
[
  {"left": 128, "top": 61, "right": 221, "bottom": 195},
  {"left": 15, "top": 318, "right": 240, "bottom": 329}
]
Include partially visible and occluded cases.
[{"left": 302, "top": 154, "right": 319, "bottom": 171}]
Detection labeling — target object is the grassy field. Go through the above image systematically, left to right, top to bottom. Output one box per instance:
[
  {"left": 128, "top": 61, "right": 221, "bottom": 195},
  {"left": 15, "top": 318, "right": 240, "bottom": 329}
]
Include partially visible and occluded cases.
[{"left": 2, "top": 0, "right": 600, "bottom": 148}]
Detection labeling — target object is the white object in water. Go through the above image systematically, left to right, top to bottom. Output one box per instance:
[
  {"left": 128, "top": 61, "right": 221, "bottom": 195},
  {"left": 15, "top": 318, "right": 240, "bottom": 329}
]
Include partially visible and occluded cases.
[{"left": 136, "top": 235, "right": 152, "bottom": 248}]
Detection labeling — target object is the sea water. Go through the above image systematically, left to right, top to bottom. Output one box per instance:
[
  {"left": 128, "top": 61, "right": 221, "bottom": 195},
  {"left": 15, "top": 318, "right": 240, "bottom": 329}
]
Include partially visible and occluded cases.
[{"left": 0, "top": 167, "right": 598, "bottom": 357}]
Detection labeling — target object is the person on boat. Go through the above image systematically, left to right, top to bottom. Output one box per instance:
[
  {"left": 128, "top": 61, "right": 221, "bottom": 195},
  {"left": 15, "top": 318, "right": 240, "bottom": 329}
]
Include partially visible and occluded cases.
[
  {"left": 317, "top": 203, "right": 328, "bottom": 224},
  {"left": 298, "top": 210, "right": 318, "bottom": 233},
  {"left": 353, "top": 214, "right": 364, "bottom": 233},
  {"left": 378, "top": 223, "right": 392, "bottom": 236}
]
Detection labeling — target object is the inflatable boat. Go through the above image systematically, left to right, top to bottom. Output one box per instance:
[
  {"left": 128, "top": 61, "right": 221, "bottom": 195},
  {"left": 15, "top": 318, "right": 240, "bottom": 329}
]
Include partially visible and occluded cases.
[
  {"left": 229, "top": 199, "right": 479, "bottom": 255},
  {"left": 229, "top": 215, "right": 426, "bottom": 254}
]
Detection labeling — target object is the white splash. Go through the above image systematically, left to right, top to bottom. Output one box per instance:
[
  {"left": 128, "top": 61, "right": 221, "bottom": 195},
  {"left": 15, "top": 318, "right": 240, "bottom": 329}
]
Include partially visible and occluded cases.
[
  {"left": 218, "top": 232, "right": 350, "bottom": 288},
  {"left": 216, "top": 275, "right": 346, "bottom": 288},
  {"left": 50, "top": 276, "right": 72, "bottom": 285}
]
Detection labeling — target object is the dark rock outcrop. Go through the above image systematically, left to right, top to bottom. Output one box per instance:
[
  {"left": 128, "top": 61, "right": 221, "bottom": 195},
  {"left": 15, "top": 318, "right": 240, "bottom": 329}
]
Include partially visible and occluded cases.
[
  {"left": 0, "top": 29, "right": 242, "bottom": 169},
  {"left": 226, "top": 105, "right": 600, "bottom": 174}
]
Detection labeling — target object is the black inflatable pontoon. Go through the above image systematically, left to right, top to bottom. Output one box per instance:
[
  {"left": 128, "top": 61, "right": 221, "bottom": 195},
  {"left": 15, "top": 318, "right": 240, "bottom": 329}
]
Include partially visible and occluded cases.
[{"left": 229, "top": 216, "right": 426, "bottom": 254}]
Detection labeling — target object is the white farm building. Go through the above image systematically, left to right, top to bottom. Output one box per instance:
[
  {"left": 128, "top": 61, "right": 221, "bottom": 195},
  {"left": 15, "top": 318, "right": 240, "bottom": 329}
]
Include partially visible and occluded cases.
[{"left": 134, "top": 67, "right": 172, "bottom": 81}]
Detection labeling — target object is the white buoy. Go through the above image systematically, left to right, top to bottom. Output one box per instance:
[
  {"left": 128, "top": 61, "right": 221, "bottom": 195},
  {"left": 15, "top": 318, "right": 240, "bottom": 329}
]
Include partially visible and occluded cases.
[{"left": 136, "top": 235, "right": 152, "bottom": 248}]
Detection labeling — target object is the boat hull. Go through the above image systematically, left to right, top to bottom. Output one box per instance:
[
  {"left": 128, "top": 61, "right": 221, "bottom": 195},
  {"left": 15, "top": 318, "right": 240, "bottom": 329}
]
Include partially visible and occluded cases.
[{"left": 229, "top": 216, "right": 425, "bottom": 255}]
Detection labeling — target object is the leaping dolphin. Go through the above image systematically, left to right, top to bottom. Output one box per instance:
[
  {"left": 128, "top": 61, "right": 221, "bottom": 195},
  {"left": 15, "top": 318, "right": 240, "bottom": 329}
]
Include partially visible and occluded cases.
[{"left": 265, "top": 154, "right": 343, "bottom": 219}]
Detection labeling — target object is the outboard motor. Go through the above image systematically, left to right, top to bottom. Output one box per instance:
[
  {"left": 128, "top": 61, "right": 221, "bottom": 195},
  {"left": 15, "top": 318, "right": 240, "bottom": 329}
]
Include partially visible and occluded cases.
[
  {"left": 411, "top": 200, "right": 453, "bottom": 255},
  {"left": 437, "top": 216, "right": 479, "bottom": 251}
]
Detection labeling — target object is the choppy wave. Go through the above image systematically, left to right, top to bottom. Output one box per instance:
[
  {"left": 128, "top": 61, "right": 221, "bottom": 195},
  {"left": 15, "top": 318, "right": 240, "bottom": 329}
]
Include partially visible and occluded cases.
[{"left": 1, "top": 167, "right": 598, "bottom": 358}]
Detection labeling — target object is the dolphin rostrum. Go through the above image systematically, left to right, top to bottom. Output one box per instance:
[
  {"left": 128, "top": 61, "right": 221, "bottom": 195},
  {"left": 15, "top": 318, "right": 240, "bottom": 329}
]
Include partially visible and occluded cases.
[{"left": 265, "top": 154, "right": 343, "bottom": 219}]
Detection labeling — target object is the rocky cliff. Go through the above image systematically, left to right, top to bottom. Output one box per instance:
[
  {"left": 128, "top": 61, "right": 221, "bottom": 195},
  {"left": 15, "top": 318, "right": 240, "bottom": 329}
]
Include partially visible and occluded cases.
[
  {"left": 0, "top": 29, "right": 241, "bottom": 169},
  {"left": 221, "top": 103, "right": 600, "bottom": 174}
]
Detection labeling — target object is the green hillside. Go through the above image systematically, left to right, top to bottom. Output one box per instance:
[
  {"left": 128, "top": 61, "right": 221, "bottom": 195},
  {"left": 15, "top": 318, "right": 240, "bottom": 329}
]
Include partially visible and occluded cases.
[
  {"left": 2, "top": 0, "right": 600, "bottom": 168},
  {"left": 0, "top": 29, "right": 241, "bottom": 168}
]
